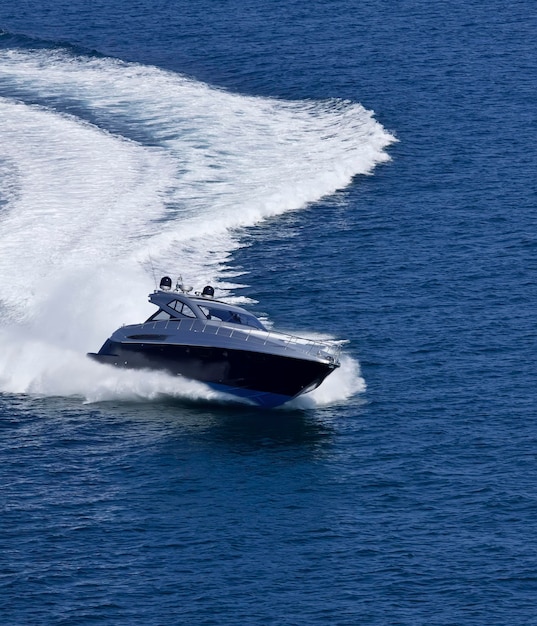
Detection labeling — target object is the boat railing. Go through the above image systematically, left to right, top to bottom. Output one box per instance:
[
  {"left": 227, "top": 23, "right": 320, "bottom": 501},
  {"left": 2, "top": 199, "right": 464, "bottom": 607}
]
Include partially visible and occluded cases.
[{"left": 139, "top": 319, "right": 341, "bottom": 363}]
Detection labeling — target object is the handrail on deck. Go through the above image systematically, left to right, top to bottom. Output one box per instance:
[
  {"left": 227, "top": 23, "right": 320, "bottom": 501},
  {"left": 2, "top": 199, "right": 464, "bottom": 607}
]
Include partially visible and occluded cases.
[{"left": 139, "top": 319, "right": 341, "bottom": 361}]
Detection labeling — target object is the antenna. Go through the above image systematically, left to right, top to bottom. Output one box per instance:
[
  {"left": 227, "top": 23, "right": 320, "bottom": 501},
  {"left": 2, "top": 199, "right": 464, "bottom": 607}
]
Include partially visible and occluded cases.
[{"left": 148, "top": 254, "right": 158, "bottom": 290}]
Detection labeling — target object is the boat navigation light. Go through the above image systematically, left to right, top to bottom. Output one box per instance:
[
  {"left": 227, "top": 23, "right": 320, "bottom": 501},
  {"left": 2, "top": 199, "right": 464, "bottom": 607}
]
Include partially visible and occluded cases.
[
  {"left": 159, "top": 276, "right": 172, "bottom": 291},
  {"left": 201, "top": 285, "right": 215, "bottom": 298}
]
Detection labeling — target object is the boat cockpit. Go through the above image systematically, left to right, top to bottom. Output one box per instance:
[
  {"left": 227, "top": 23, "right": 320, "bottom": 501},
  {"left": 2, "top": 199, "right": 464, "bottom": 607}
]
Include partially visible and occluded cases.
[{"left": 146, "top": 290, "right": 267, "bottom": 331}]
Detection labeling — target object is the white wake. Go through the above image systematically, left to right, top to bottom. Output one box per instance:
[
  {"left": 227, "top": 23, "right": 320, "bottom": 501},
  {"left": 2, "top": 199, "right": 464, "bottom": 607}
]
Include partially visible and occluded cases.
[{"left": 0, "top": 48, "right": 392, "bottom": 406}]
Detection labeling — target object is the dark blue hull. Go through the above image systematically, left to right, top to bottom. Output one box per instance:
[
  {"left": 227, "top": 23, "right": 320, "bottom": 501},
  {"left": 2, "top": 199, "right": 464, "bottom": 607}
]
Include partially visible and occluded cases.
[{"left": 88, "top": 340, "right": 337, "bottom": 408}]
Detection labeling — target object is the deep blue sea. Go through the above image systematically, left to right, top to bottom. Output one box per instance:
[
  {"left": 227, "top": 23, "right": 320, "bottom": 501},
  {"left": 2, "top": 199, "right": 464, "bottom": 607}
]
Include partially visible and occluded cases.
[{"left": 1, "top": 1, "right": 537, "bottom": 623}]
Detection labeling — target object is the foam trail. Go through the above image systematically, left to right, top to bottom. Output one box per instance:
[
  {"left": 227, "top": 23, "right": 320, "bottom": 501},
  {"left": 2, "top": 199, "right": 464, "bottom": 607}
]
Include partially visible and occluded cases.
[{"left": 0, "top": 48, "right": 394, "bottom": 406}]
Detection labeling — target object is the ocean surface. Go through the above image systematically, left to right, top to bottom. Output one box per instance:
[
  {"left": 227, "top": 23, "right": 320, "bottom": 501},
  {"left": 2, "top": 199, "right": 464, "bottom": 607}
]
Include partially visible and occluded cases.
[{"left": 1, "top": 1, "right": 536, "bottom": 623}]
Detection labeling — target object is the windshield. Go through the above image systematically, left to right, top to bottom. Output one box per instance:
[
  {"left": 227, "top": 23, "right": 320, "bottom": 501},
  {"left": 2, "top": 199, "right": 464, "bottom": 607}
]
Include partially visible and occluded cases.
[
  {"left": 146, "top": 298, "right": 197, "bottom": 322},
  {"left": 168, "top": 299, "right": 196, "bottom": 318},
  {"left": 198, "top": 304, "right": 265, "bottom": 330}
]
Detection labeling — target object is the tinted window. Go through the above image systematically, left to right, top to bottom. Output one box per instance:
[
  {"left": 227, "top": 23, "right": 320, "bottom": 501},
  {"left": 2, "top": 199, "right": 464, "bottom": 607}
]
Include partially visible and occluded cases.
[
  {"left": 168, "top": 300, "right": 196, "bottom": 318},
  {"left": 199, "top": 305, "right": 265, "bottom": 329},
  {"left": 147, "top": 310, "right": 171, "bottom": 321}
]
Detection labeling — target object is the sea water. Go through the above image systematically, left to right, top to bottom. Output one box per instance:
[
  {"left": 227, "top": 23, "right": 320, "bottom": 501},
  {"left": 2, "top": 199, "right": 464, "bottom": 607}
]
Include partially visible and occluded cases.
[{"left": 1, "top": 1, "right": 536, "bottom": 623}]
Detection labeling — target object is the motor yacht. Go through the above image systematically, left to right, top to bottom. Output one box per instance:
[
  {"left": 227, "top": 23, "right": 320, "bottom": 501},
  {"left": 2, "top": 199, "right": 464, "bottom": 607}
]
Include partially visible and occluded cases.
[{"left": 88, "top": 276, "right": 340, "bottom": 408}]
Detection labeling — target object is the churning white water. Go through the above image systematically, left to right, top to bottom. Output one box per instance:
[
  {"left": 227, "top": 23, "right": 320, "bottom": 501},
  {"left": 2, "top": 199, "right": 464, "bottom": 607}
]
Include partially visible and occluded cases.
[{"left": 0, "top": 49, "right": 393, "bottom": 405}]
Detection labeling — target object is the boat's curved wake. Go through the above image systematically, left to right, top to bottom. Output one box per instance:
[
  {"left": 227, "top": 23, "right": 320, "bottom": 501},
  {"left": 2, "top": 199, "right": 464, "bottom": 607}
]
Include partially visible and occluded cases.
[{"left": 0, "top": 46, "right": 392, "bottom": 407}]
